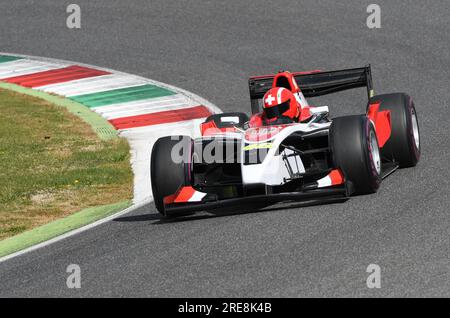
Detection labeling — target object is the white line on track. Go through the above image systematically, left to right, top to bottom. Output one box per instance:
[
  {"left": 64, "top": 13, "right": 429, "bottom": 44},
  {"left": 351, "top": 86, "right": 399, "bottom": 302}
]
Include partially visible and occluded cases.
[{"left": 0, "top": 200, "right": 150, "bottom": 264}]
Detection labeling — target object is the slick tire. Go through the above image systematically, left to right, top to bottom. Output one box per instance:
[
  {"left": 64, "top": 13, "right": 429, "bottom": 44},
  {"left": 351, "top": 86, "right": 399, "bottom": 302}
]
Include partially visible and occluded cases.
[
  {"left": 370, "top": 93, "right": 420, "bottom": 167},
  {"left": 330, "top": 115, "right": 381, "bottom": 194},
  {"left": 151, "top": 135, "right": 193, "bottom": 216}
]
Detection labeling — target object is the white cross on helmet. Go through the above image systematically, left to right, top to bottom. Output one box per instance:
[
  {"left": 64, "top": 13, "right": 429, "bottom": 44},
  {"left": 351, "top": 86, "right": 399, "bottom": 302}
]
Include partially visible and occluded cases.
[{"left": 265, "top": 94, "right": 276, "bottom": 105}]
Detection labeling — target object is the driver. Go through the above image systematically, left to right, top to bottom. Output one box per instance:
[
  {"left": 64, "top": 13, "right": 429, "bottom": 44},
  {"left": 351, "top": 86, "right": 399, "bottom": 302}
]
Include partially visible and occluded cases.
[{"left": 249, "top": 87, "right": 310, "bottom": 127}]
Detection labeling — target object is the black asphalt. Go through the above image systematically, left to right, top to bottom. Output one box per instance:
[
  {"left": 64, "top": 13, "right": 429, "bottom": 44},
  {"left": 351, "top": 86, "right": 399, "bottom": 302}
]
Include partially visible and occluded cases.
[{"left": 0, "top": 0, "right": 449, "bottom": 297}]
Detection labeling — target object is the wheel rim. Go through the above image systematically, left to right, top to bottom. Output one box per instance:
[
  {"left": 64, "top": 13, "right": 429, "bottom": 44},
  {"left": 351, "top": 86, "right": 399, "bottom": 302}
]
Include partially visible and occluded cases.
[
  {"left": 411, "top": 108, "right": 420, "bottom": 150},
  {"left": 369, "top": 130, "right": 381, "bottom": 174}
]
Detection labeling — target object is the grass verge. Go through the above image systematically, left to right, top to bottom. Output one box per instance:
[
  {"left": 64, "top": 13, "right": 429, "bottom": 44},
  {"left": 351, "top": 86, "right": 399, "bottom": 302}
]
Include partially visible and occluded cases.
[
  {"left": 0, "top": 82, "right": 117, "bottom": 140},
  {"left": 0, "top": 87, "right": 133, "bottom": 254},
  {"left": 0, "top": 200, "right": 130, "bottom": 258}
]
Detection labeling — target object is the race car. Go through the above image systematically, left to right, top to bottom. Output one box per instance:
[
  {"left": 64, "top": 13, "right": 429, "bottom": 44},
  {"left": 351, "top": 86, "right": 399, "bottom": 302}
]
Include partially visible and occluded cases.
[{"left": 150, "top": 65, "right": 420, "bottom": 217}]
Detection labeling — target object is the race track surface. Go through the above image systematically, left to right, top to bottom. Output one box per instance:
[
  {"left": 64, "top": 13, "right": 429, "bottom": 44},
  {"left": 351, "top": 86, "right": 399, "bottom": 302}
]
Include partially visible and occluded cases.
[{"left": 0, "top": 0, "right": 449, "bottom": 297}]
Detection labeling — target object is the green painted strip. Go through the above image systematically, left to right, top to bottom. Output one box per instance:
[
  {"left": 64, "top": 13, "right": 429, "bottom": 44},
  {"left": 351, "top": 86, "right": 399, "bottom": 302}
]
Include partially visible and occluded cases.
[
  {"left": 0, "top": 55, "right": 23, "bottom": 63},
  {"left": 0, "top": 82, "right": 118, "bottom": 140},
  {"left": 70, "top": 84, "right": 175, "bottom": 108},
  {"left": 71, "top": 85, "right": 155, "bottom": 103},
  {"left": 0, "top": 200, "right": 131, "bottom": 258}
]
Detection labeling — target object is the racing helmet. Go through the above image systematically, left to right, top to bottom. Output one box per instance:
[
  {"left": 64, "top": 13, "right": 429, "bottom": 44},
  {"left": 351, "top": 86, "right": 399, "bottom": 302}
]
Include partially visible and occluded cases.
[{"left": 262, "top": 87, "right": 299, "bottom": 122}]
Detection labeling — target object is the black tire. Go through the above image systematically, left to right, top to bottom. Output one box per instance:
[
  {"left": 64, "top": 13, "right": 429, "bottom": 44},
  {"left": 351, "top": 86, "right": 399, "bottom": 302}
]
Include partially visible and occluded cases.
[
  {"left": 370, "top": 93, "right": 420, "bottom": 167},
  {"left": 330, "top": 115, "right": 381, "bottom": 194},
  {"left": 150, "top": 136, "right": 192, "bottom": 215}
]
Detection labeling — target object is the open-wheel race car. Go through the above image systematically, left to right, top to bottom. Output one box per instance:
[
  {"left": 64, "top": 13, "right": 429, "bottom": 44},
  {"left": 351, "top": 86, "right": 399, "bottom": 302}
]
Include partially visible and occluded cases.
[{"left": 150, "top": 65, "right": 420, "bottom": 217}]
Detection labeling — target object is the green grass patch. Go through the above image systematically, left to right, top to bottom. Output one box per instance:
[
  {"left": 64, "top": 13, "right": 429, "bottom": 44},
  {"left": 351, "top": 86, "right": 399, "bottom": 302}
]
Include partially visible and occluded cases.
[
  {"left": 0, "top": 82, "right": 118, "bottom": 140},
  {"left": 0, "top": 88, "right": 133, "bottom": 242},
  {"left": 0, "top": 200, "right": 130, "bottom": 258}
]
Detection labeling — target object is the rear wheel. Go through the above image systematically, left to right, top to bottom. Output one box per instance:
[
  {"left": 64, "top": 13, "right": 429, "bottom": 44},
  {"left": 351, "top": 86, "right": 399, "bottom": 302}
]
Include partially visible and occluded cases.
[
  {"left": 370, "top": 93, "right": 420, "bottom": 167},
  {"left": 330, "top": 115, "right": 381, "bottom": 194},
  {"left": 150, "top": 136, "right": 192, "bottom": 215}
]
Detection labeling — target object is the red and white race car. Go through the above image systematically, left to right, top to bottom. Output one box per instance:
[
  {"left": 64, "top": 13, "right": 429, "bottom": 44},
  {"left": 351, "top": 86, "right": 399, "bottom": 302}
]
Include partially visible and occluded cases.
[{"left": 150, "top": 66, "right": 420, "bottom": 217}]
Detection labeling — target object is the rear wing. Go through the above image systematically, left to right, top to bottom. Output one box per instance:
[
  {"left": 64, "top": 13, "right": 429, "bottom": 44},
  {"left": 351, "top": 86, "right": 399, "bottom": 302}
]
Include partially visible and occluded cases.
[{"left": 248, "top": 65, "right": 374, "bottom": 114}]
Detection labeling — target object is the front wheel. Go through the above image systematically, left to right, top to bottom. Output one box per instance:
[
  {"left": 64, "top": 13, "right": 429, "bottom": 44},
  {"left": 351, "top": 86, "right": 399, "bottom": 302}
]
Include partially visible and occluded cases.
[
  {"left": 330, "top": 115, "right": 381, "bottom": 195},
  {"left": 150, "top": 136, "right": 193, "bottom": 215}
]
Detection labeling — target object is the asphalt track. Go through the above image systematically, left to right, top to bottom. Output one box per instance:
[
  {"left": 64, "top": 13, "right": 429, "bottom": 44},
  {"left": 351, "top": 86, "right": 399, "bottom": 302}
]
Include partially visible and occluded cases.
[{"left": 0, "top": 0, "right": 449, "bottom": 297}]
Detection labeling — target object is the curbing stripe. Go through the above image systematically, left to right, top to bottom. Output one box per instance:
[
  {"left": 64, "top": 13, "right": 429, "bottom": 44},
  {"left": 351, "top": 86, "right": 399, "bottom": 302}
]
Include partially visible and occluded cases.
[
  {"left": 0, "top": 55, "right": 23, "bottom": 63},
  {"left": 0, "top": 60, "right": 69, "bottom": 79},
  {"left": 4, "top": 65, "right": 110, "bottom": 88},
  {"left": 38, "top": 74, "right": 148, "bottom": 96},
  {"left": 70, "top": 84, "right": 176, "bottom": 108},
  {"left": 94, "top": 95, "right": 198, "bottom": 120},
  {"left": 109, "top": 105, "right": 212, "bottom": 129}
]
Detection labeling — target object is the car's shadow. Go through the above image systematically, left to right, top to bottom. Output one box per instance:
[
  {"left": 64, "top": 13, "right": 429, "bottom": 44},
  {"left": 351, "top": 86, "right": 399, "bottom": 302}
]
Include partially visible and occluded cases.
[{"left": 113, "top": 196, "right": 349, "bottom": 225}]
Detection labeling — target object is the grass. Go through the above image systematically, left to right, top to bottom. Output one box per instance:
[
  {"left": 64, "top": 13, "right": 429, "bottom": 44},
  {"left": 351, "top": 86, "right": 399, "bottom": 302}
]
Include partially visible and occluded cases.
[
  {"left": 0, "top": 88, "right": 133, "bottom": 241},
  {"left": 0, "top": 200, "right": 130, "bottom": 258}
]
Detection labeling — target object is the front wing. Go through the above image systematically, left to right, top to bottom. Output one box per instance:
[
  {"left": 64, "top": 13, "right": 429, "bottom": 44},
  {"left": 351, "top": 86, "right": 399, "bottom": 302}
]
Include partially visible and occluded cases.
[{"left": 162, "top": 182, "right": 354, "bottom": 216}]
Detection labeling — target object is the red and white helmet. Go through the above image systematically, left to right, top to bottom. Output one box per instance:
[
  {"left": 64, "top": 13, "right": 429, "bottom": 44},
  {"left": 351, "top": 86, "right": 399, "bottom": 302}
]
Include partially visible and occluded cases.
[{"left": 262, "top": 87, "right": 299, "bottom": 121}]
